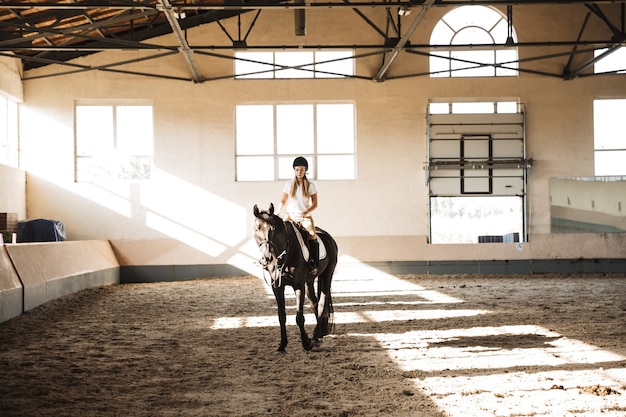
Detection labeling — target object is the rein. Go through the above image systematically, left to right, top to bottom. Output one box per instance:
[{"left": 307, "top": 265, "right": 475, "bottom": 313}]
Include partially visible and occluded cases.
[{"left": 258, "top": 237, "right": 289, "bottom": 288}]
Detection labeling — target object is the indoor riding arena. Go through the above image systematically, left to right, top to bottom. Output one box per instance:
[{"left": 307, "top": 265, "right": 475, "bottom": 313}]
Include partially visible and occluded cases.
[{"left": 1, "top": 1, "right": 625, "bottom": 416}]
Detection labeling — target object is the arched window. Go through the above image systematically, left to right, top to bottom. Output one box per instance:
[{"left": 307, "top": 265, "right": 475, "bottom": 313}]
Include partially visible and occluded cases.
[{"left": 430, "top": 6, "right": 518, "bottom": 77}]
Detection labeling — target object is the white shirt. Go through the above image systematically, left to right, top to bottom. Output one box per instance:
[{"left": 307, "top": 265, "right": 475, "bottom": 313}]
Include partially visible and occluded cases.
[{"left": 282, "top": 180, "right": 317, "bottom": 217}]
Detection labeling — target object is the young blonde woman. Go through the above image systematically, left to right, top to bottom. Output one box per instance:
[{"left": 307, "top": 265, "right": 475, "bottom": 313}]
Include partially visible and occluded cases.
[{"left": 277, "top": 156, "right": 319, "bottom": 275}]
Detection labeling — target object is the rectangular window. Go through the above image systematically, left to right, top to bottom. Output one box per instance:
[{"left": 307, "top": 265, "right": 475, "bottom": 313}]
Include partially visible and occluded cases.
[
  {"left": 594, "top": 47, "right": 626, "bottom": 74},
  {"left": 235, "top": 51, "right": 354, "bottom": 79},
  {"left": 0, "top": 95, "right": 18, "bottom": 167},
  {"left": 594, "top": 99, "right": 626, "bottom": 176},
  {"left": 75, "top": 102, "right": 153, "bottom": 182},
  {"left": 236, "top": 103, "right": 355, "bottom": 181}
]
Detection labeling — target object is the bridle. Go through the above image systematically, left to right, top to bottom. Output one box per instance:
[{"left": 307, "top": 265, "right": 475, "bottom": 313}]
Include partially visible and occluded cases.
[{"left": 257, "top": 224, "right": 288, "bottom": 288}]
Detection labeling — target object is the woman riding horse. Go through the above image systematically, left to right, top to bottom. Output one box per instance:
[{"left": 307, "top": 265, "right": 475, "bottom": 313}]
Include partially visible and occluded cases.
[
  {"left": 277, "top": 156, "right": 319, "bottom": 276},
  {"left": 253, "top": 203, "right": 337, "bottom": 352}
]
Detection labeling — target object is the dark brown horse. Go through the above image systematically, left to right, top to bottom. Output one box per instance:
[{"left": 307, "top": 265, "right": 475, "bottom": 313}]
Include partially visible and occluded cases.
[{"left": 253, "top": 203, "right": 338, "bottom": 352}]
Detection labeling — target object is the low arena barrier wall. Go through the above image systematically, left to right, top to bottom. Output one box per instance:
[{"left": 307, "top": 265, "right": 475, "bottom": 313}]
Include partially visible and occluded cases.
[
  {"left": 1, "top": 233, "right": 625, "bottom": 323},
  {"left": 112, "top": 233, "right": 626, "bottom": 283},
  {"left": 0, "top": 240, "right": 119, "bottom": 322},
  {"left": 0, "top": 245, "right": 22, "bottom": 323}
]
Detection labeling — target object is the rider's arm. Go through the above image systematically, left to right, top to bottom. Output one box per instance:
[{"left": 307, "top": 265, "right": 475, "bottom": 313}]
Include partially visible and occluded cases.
[
  {"left": 277, "top": 192, "right": 289, "bottom": 215},
  {"left": 303, "top": 193, "right": 317, "bottom": 216}
]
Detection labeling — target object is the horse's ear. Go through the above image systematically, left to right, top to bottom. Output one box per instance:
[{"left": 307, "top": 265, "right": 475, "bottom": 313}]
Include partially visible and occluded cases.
[
  {"left": 269, "top": 203, "right": 274, "bottom": 215},
  {"left": 253, "top": 204, "right": 260, "bottom": 217}
]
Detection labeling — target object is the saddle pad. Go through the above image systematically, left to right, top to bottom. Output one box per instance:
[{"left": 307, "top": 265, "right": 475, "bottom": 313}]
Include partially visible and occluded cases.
[{"left": 290, "top": 222, "right": 327, "bottom": 262}]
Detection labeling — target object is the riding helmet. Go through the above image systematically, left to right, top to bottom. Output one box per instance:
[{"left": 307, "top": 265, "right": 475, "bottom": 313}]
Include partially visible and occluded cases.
[{"left": 293, "top": 156, "right": 308, "bottom": 170}]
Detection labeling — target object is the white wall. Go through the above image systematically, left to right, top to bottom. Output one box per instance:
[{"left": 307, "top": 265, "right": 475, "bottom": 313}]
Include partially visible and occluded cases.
[{"left": 12, "top": 5, "right": 626, "bottom": 266}]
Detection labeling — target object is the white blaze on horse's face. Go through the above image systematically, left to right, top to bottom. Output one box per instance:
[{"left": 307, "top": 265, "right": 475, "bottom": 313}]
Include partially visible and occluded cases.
[{"left": 254, "top": 218, "right": 275, "bottom": 268}]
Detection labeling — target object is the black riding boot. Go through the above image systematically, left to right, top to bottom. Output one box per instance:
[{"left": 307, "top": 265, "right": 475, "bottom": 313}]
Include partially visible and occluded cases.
[{"left": 308, "top": 239, "right": 319, "bottom": 276}]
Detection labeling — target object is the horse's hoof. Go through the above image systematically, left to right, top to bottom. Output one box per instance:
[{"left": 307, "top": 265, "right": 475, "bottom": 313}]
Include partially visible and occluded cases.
[
  {"left": 303, "top": 339, "right": 314, "bottom": 351},
  {"left": 277, "top": 346, "right": 286, "bottom": 353}
]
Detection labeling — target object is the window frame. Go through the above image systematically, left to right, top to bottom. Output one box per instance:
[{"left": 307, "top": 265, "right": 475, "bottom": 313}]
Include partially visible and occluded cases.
[
  {"left": 429, "top": 5, "right": 519, "bottom": 78},
  {"left": 594, "top": 47, "right": 626, "bottom": 75},
  {"left": 234, "top": 50, "right": 355, "bottom": 79},
  {"left": 0, "top": 95, "right": 18, "bottom": 167},
  {"left": 593, "top": 98, "right": 626, "bottom": 176},
  {"left": 74, "top": 100, "right": 154, "bottom": 183},
  {"left": 235, "top": 102, "right": 356, "bottom": 181}
]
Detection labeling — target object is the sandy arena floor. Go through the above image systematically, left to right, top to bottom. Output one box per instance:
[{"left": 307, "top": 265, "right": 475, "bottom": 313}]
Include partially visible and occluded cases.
[{"left": 0, "top": 267, "right": 625, "bottom": 416}]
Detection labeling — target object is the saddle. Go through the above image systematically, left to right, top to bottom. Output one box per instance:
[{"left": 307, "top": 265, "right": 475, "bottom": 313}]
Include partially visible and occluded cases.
[{"left": 287, "top": 221, "right": 327, "bottom": 262}]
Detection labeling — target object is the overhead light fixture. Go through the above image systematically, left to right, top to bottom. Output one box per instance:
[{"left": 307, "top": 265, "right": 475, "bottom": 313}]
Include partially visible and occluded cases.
[{"left": 398, "top": 7, "right": 411, "bottom": 16}]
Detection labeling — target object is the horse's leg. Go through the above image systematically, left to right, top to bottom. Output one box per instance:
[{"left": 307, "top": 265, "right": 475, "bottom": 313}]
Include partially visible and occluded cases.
[
  {"left": 313, "top": 261, "right": 335, "bottom": 340},
  {"left": 305, "top": 280, "right": 319, "bottom": 320},
  {"left": 313, "top": 283, "right": 327, "bottom": 341},
  {"left": 273, "top": 285, "right": 288, "bottom": 352},
  {"left": 294, "top": 286, "right": 313, "bottom": 350}
]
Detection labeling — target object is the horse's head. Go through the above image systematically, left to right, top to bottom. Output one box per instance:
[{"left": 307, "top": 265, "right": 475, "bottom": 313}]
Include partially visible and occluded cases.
[{"left": 253, "top": 203, "right": 287, "bottom": 272}]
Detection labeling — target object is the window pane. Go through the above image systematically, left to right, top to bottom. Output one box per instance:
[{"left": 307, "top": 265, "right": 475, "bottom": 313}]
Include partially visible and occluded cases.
[
  {"left": 443, "top": 6, "right": 502, "bottom": 31},
  {"left": 490, "top": 19, "right": 510, "bottom": 43},
  {"left": 430, "top": 23, "right": 455, "bottom": 45},
  {"left": 452, "top": 27, "right": 493, "bottom": 45},
  {"left": 594, "top": 47, "right": 626, "bottom": 74},
  {"left": 496, "top": 49, "right": 518, "bottom": 76},
  {"left": 452, "top": 50, "right": 495, "bottom": 77},
  {"left": 275, "top": 51, "right": 314, "bottom": 78},
  {"left": 315, "top": 51, "right": 353, "bottom": 77},
  {"left": 235, "top": 52, "right": 274, "bottom": 79},
  {"left": 430, "top": 52, "right": 450, "bottom": 77},
  {"left": 594, "top": 99, "right": 626, "bottom": 150},
  {"left": 594, "top": 99, "right": 626, "bottom": 176},
  {"left": 7, "top": 101, "right": 17, "bottom": 167},
  {"left": 497, "top": 101, "right": 518, "bottom": 113},
  {"left": 429, "top": 102, "right": 450, "bottom": 114},
  {"left": 452, "top": 102, "right": 495, "bottom": 114},
  {"left": 276, "top": 104, "right": 314, "bottom": 154},
  {"left": 317, "top": 104, "right": 354, "bottom": 153},
  {"left": 117, "top": 105, "right": 153, "bottom": 155},
  {"left": 236, "top": 105, "right": 274, "bottom": 154},
  {"left": 76, "top": 106, "right": 114, "bottom": 156},
  {"left": 595, "top": 150, "right": 626, "bottom": 176},
  {"left": 278, "top": 155, "right": 315, "bottom": 180},
  {"left": 318, "top": 155, "right": 354, "bottom": 180},
  {"left": 119, "top": 156, "right": 152, "bottom": 180},
  {"left": 237, "top": 156, "right": 275, "bottom": 181},
  {"left": 76, "top": 157, "right": 107, "bottom": 183},
  {"left": 430, "top": 196, "right": 523, "bottom": 243}
]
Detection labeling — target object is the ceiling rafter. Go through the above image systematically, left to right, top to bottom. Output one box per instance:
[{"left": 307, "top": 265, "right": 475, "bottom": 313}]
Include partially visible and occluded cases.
[{"left": 0, "top": 1, "right": 623, "bottom": 82}]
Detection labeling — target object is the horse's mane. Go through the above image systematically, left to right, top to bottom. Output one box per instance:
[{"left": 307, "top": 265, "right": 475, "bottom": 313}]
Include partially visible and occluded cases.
[{"left": 257, "top": 210, "right": 278, "bottom": 226}]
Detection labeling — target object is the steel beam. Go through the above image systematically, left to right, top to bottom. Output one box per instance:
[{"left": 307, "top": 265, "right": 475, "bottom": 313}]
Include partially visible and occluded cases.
[
  {"left": 157, "top": 0, "right": 202, "bottom": 82},
  {"left": 373, "top": 0, "right": 436, "bottom": 82},
  {"left": 564, "top": 44, "right": 622, "bottom": 79}
]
